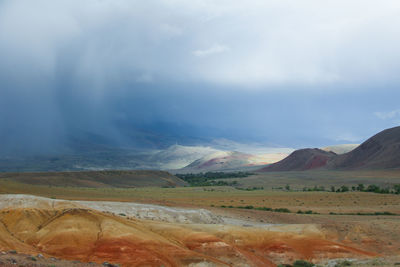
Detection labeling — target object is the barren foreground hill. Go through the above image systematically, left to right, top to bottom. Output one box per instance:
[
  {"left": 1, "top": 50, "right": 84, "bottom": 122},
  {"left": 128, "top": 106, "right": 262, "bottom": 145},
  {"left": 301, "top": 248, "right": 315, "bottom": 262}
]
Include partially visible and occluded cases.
[{"left": 0, "top": 194, "right": 377, "bottom": 267}]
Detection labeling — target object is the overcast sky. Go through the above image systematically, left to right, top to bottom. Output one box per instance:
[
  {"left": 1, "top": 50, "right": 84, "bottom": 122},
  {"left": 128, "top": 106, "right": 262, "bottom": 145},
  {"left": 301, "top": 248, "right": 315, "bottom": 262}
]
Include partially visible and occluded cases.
[{"left": 1, "top": 0, "right": 400, "bottom": 154}]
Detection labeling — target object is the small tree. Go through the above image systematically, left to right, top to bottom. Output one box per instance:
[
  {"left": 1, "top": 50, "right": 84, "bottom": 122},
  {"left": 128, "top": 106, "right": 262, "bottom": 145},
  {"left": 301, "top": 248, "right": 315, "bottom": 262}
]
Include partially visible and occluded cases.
[
  {"left": 357, "top": 183, "right": 365, "bottom": 191},
  {"left": 366, "top": 184, "right": 380, "bottom": 193},
  {"left": 394, "top": 184, "right": 400, "bottom": 194},
  {"left": 340, "top": 185, "right": 349, "bottom": 192},
  {"left": 293, "top": 260, "right": 314, "bottom": 267}
]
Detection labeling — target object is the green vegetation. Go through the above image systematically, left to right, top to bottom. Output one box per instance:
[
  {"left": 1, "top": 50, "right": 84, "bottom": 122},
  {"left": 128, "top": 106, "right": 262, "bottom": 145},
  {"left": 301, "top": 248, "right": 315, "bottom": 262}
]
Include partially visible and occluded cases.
[
  {"left": 176, "top": 171, "right": 253, "bottom": 186},
  {"left": 184, "top": 180, "right": 238, "bottom": 187},
  {"left": 301, "top": 183, "right": 400, "bottom": 194},
  {"left": 349, "top": 183, "right": 400, "bottom": 194},
  {"left": 236, "top": 186, "right": 264, "bottom": 191},
  {"left": 303, "top": 186, "right": 325, "bottom": 192},
  {"left": 219, "top": 205, "right": 397, "bottom": 216},
  {"left": 220, "top": 205, "right": 291, "bottom": 213},
  {"left": 297, "top": 210, "right": 319, "bottom": 214},
  {"left": 329, "top": 211, "right": 397, "bottom": 216},
  {"left": 277, "top": 260, "right": 315, "bottom": 267},
  {"left": 293, "top": 260, "right": 314, "bottom": 267},
  {"left": 335, "top": 260, "right": 352, "bottom": 267}
]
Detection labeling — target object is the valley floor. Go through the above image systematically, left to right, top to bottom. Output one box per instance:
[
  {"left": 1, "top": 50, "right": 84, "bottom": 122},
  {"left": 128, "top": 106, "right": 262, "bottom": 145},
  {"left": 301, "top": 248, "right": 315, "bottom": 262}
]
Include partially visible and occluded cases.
[{"left": 0, "top": 170, "right": 399, "bottom": 266}]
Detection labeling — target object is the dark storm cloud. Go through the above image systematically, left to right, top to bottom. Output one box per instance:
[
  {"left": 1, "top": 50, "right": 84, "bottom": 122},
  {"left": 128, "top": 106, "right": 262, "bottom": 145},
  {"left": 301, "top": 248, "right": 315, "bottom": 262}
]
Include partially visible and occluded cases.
[{"left": 1, "top": 0, "right": 400, "bottom": 155}]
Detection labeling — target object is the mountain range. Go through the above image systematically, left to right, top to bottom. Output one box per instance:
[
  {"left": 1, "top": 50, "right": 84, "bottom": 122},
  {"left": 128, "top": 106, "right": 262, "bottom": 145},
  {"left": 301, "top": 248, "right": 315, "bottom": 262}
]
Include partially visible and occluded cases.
[
  {"left": 2, "top": 126, "right": 398, "bottom": 173},
  {"left": 260, "top": 126, "right": 400, "bottom": 171}
]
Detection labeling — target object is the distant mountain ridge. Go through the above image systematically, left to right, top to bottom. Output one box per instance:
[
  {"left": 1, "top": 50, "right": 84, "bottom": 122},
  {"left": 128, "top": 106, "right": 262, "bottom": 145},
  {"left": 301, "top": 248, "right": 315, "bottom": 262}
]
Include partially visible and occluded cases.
[
  {"left": 259, "top": 126, "right": 400, "bottom": 171},
  {"left": 148, "top": 145, "right": 221, "bottom": 169},
  {"left": 182, "top": 150, "right": 288, "bottom": 172},
  {"left": 182, "top": 151, "right": 254, "bottom": 172}
]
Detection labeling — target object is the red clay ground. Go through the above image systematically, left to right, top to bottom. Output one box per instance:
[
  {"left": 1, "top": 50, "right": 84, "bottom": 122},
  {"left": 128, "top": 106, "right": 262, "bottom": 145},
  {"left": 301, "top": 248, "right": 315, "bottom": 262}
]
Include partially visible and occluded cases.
[{"left": 0, "top": 204, "right": 378, "bottom": 267}]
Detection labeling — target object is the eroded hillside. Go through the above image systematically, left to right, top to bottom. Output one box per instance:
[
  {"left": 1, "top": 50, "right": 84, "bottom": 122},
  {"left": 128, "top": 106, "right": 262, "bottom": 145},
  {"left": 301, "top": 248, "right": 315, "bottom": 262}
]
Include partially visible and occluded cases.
[{"left": 0, "top": 195, "right": 377, "bottom": 267}]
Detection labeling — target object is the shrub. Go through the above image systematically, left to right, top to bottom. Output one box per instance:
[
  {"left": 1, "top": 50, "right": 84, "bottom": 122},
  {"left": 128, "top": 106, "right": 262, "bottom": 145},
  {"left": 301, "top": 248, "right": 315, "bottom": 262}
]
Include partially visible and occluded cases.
[
  {"left": 366, "top": 184, "right": 380, "bottom": 193},
  {"left": 394, "top": 184, "right": 400, "bottom": 194},
  {"left": 339, "top": 185, "right": 349, "bottom": 192},
  {"left": 256, "top": 207, "right": 272, "bottom": 211},
  {"left": 274, "top": 208, "right": 290, "bottom": 213},
  {"left": 293, "top": 260, "right": 314, "bottom": 267},
  {"left": 335, "top": 260, "right": 352, "bottom": 266}
]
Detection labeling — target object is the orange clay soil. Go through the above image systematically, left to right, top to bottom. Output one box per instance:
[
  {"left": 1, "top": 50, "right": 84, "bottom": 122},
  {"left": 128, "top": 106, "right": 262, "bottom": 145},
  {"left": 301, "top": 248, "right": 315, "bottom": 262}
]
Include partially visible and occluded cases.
[{"left": 0, "top": 206, "right": 376, "bottom": 267}]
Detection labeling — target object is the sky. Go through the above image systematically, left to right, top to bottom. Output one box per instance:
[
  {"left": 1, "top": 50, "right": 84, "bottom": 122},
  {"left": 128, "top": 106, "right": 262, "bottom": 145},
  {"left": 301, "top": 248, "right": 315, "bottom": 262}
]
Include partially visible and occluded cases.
[{"left": 1, "top": 0, "right": 400, "bottom": 155}]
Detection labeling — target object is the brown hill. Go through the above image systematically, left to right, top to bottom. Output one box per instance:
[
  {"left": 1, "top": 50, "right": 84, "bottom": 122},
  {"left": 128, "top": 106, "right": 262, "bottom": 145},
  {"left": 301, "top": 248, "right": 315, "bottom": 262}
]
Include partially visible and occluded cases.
[
  {"left": 259, "top": 126, "right": 400, "bottom": 172},
  {"left": 327, "top": 126, "right": 400, "bottom": 170},
  {"left": 258, "top": 148, "right": 336, "bottom": 172},
  {"left": 0, "top": 170, "right": 187, "bottom": 188}
]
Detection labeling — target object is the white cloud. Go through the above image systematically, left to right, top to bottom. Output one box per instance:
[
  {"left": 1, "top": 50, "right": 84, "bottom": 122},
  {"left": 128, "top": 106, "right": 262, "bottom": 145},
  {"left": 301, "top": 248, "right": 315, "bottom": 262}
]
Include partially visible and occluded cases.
[
  {"left": 1, "top": 0, "right": 400, "bottom": 89},
  {"left": 193, "top": 44, "right": 229, "bottom": 57}
]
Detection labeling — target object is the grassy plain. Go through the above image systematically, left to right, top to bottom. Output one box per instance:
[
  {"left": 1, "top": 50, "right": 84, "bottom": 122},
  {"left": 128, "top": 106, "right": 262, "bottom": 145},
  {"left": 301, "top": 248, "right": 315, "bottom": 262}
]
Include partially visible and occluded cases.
[{"left": 1, "top": 170, "right": 399, "bottom": 215}]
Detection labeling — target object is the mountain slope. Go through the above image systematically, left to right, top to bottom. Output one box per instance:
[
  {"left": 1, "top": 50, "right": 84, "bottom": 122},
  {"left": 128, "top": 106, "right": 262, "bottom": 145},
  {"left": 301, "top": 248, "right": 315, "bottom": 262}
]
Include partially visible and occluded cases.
[
  {"left": 259, "top": 126, "right": 400, "bottom": 171},
  {"left": 327, "top": 126, "right": 400, "bottom": 170},
  {"left": 321, "top": 144, "right": 359, "bottom": 154},
  {"left": 148, "top": 145, "right": 220, "bottom": 169},
  {"left": 259, "top": 148, "right": 337, "bottom": 172},
  {"left": 181, "top": 150, "right": 288, "bottom": 172},
  {"left": 182, "top": 151, "right": 251, "bottom": 172},
  {"left": 0, "top": 170, "right": 187, "bottom": 188}
]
